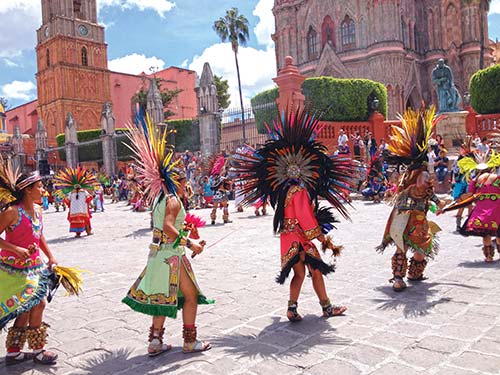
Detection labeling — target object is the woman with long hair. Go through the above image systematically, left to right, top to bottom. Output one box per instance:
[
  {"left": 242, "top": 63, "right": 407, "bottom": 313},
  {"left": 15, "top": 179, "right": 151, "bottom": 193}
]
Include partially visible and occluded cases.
[{"left": 0, "top": 168, "right": 59, "bottom": 366}]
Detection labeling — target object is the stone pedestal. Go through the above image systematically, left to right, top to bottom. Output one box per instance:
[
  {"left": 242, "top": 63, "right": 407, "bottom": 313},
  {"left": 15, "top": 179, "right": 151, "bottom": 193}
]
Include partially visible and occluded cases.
[
  {"left": 436, "top": 111, "right": 468, "bottom": 151},
  {"left": 199, "top": 114, "right": 220, "bottom": 155}
]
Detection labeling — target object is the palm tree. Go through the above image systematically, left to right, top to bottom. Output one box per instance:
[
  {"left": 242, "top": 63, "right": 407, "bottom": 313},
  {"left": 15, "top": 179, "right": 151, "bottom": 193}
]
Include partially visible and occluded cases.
[{"left": 213, "top": 8, "right": 250, "bottom": 143}]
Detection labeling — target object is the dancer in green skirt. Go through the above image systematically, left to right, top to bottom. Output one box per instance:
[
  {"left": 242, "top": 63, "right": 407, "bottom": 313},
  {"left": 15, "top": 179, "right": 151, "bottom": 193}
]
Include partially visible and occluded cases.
[{"left": 122, "top": 114, "right": 213, "bottom": 356}]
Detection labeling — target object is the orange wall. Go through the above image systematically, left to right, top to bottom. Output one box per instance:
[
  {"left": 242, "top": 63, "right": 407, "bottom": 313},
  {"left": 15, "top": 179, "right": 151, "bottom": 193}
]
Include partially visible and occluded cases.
[{"left": 5, "top": 100, "right": 39, "bottom": 135}]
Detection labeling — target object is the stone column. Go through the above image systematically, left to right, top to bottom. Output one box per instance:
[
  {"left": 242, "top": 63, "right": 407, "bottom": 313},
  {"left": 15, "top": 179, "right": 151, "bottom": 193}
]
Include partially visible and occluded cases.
[
  {"left": 273, "top": 56, "right": 306, "bottom": 114},
  {"left": 196, "top": 62, "right": 220, "bottom": 155},
  {"left": 146, "top": 78, "right": 164, "bottom": 126},
  {"left": 100, "top": 102, "right": 117, "bottom": 176},
  {"left": 65, "top": 112, "right": 79, "bottom": 168},
  {"left": 35, "top": 118, "right": 49, "bottom": 175},
  {"left": 11, "top": 124, "right": 25, "bottom": 173}
]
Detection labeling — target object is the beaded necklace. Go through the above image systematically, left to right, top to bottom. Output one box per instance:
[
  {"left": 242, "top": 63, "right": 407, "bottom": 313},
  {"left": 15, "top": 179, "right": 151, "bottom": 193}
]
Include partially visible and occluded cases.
[{"left": 20, "top": 206, "right": 42, "bottom": 238}]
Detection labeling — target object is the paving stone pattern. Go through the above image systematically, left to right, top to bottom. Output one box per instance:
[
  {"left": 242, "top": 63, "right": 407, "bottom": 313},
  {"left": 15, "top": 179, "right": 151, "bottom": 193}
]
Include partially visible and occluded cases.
[{"left": 1, "top": 199, "right": 500, "bottom": 374}]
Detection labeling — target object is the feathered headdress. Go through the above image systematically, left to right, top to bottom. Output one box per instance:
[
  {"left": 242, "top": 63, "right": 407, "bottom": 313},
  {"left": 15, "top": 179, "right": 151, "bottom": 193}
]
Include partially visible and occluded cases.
[
  {"left": 384, "top": 106, "right": 444, "bottom": 169},
  {"left": 232, "top": 108, "right": 356, "bottom": 232},
  {"left": 124, "top": 113, "right": 181, "bottom": 204},
  {"left": 458, "top": 150, "right": 500, "bottom": 181},
  {"left": 0, "top": 156, "right": 42, "bottom": 210},
  {"left": 54, "top": 166, "right": 99, "bottom": 194}
]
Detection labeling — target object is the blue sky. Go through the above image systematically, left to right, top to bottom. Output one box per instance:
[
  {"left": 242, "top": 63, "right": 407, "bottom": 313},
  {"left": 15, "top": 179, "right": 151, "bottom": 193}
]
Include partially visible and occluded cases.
[{"left": 1, "top": 0, "right": 499, "bottom": 110}]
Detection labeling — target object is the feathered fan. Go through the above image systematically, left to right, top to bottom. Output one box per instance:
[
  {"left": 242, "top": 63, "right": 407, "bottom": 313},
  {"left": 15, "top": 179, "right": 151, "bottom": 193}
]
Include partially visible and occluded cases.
[
  {"left": 384, "top": 106, "right": 444, "bottom": 169},
  {"left": 232, "top": 108, "right": 356, "bottom": 233},
  {"left": 124, "top": 112, "right": 180, "bottom": 204},
  {"left": 53, "top": 166, "right": 99, "bottom": 194}
]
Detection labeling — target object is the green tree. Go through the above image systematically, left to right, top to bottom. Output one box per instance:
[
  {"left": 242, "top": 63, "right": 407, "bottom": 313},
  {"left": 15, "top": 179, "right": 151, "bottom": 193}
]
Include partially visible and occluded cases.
[
  {"left": 213, "top": 7, "right": 249, "bottom": 142},
  {"left": 213, "top": 75, "right": 231, "bottom": 111},
  {"left": 132, "top": 78, "right": 182, "bottom": 120}
]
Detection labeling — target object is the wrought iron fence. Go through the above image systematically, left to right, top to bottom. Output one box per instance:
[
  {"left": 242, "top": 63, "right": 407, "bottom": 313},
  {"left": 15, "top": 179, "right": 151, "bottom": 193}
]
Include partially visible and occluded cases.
[{"left": 220, "top": 102, "right": 278, "bottom": 152}]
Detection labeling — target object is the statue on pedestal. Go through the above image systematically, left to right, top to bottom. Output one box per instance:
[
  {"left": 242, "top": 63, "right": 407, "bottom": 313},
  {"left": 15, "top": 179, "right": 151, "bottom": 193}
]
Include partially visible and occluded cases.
[{"left": 432, "top": 59, "right": 461, "bottom": 113}]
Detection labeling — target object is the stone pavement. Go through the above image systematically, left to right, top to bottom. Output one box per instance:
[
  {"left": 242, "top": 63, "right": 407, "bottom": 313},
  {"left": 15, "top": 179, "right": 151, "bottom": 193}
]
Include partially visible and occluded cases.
[{"left": 2, "top": 198, "right": 500, "bottom": 375}]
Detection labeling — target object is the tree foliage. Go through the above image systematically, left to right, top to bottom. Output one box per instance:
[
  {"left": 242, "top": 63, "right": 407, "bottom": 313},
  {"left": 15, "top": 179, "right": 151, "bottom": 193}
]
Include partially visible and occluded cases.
[
  {"left": 469, "top": 63, "right": 500, "bottom": 114},
  {"left": 214, "top": 75, "right": 231, "bottom": 111},
  {"left": 132, "top": 78, "right": 182, "bottom": 120}
]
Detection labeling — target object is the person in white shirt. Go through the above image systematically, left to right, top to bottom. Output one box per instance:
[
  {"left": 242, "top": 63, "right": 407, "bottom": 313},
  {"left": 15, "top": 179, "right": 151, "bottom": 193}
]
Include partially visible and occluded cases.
[{"left": 338, "top": 129, "right": 348, "bottom": 148}]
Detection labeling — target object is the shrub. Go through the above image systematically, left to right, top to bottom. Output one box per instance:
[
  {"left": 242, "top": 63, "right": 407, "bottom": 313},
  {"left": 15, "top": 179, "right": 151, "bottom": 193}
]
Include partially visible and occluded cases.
[
  {"left": 470, "top": 64, "right": 500, "bottom": 114},
  {"left": 250, "top": 77, "right": 388, "bottom": 128},
  {"left": 302, "top": 77, "right": 388, "bottom": 121},
  {"left": 250, "top": 87, "right": 279, "bottom": 133},
  {"left": 166, "top": 119, "right": 200, "bottom": 152},
  {"left": 56, "top": 128, "right": 133, "bottom": 161}
]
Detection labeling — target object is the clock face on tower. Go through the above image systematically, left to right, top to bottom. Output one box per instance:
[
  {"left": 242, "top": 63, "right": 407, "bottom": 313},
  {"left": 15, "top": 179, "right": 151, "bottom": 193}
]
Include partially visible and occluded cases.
[{"left": 78, "top": 25, "right": 89, "bottom": 36}]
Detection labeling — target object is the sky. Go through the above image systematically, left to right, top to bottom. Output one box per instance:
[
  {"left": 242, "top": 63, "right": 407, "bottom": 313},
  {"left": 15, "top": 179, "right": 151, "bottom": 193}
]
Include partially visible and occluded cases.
[{"left": 0, "top": 0, "right": 499, "bottom": 110}]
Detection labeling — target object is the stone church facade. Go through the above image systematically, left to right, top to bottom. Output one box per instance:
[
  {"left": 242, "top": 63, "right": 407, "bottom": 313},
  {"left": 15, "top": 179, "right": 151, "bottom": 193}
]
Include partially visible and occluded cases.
[{"left": 272, "top": 0, "right": 492, "bottom": 119}]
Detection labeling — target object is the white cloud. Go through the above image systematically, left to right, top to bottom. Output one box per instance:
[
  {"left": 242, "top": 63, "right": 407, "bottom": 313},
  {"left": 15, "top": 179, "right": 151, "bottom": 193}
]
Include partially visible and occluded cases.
[
  {"left": 97, "top": 0, "right": 175, "bottom": 18},
  {"left": 188, "top": 0, "right": 276, "bottom": 107},
  {"left": 253, "top": 0, "right": 275, "bottom": 48},
  {"left": 0, "top": 1, "right": 40, "bottom": 59},
  {"left": 491, "top": 1, "right": 500, "bottom": 14},
  {"left": 189, "top": 43, "right": 276, "bottom": 107},
  {"left": 108, "top": 53, "right": 166, "bottom": 75},
  {"left": 3, "top": 59, "right": 20, "bottom": 68},
  {"left": 180, "top": 59, "right": 189, "bottom": 68},
  {"left": 1, "top": 80, "right": 36, "bottom": 101}
]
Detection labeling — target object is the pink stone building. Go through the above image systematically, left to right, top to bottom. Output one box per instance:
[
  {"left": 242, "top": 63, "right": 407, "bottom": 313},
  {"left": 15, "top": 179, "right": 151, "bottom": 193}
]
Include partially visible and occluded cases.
[{"left": 272, "top": 0, "right": 493, "bottom": 119}]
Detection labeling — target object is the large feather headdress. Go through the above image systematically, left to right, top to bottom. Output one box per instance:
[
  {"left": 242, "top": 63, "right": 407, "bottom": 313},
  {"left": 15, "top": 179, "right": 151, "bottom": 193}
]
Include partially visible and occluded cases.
[
  {"left": 384, "top": 106, "right": 444, "bottom": 169},
  {"left": 232, "top": 108, "right": 356, "bottom": 232},
  {"left": 124, "top": 113, "right": 181, "bottom": 204},
  {"left": 54, "top": 166, "right": 99, "bottom": 194}
]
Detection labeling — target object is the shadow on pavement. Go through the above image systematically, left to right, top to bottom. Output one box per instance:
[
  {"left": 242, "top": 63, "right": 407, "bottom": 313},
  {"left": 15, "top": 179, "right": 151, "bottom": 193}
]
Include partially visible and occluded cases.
[
  {"left": 124, "top": 227, "right": 151, "bottom": 239},
  {"left": 46, "top": 236, "right": 83, "bottom": 245},
  {"left": 458, "top": 260, "right": 500, "bottom": 268},
  {"left": 372, "top": 281, "right": 479, "bottom": 318},
  {"left": 207, "top": 315, "right": 350, "bottom": 360}
]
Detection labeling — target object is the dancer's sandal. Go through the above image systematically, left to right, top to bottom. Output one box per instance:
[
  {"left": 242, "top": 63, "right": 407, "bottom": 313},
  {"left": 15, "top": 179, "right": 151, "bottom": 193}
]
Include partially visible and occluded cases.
[
  {"left": 390, "top": 276, "right": 407, "bottom": 292},
  {"left": 287, "top": 302, "right": 302, "bottom": 322},
  {"left": 322, "top": 304, "right": 347, "bottom": 317},
  {"left": 182, "top": 340, "right": 212, "bottom": 353},
  {"left": 148, "top": 343, "right": 172, "bottom": 357},
  {"left": 32, "top": 350, "right": 58, "bottom": 365},
  {"left": 5, "top": 352, "right": 34, "bottom": 366}
]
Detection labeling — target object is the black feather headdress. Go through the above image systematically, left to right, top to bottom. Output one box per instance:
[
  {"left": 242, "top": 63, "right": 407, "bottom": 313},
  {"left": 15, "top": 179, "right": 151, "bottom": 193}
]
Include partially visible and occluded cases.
[{"left": 232, "top": 108, "right": 356, "bottom": 233}]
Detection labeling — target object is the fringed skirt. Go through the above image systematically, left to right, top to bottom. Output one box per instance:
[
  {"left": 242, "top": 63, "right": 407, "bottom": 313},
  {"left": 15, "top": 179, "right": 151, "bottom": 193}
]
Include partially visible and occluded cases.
[
  {"left": 277, "top": 240, "right": 334, "bottom": 284},
  {"left": 122, "top": 245, "right": 213, "bottom": 319},
  {"left": 0, "top": 262, "right": 49, "bottom": 329}
]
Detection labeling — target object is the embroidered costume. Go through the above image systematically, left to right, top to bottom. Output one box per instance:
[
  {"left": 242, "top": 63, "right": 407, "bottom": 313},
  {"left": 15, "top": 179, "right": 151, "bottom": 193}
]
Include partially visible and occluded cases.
[
  {"left": 377, "top": 107, "right": 445, "bottom": 291},
  {"left": 233, "top": 109, "right": 355, "bottom": 321},
  {"left": 122, "top": 113, "right": 212, "bottom": 355},
  {"left": 454, "top": 151, "right": 500, "bottom": 262},
  {"left": 208, "top": 155, "right": 231, "bottom": 225},
  {"left": 0, "top": 161, "right": 85, "bottom": 367},
  {"left": 54, "top": 167, "right": 98, "bottom": 237}
]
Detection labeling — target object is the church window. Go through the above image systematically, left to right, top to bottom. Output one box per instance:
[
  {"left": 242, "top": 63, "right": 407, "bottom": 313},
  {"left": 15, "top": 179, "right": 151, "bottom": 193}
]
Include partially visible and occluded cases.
[
  {"left": 73, "top": 0, "right": 82, "bottom": 18},
  {"left": 321, "top": 16, "right": 336, "bottom": 48},
  {"left": 341, "top": 16, "right": 356, "bottom": 48},
  {"left": 401, "top": 16, "right": 408, "bottom": 47},
  {"left": 307, "top": 27, "right": 319, "bottom": 60},
  {"left": 81, "top": 47, "right": 88, "bottom": 66},
  {"left": 46, "top": 49, "right": 50, "bottom": 67}
]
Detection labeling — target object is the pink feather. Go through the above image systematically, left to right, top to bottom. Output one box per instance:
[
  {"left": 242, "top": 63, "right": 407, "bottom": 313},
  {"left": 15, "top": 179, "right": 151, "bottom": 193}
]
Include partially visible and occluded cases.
[
  {"left": 211, "top": 155, "right": 225, "bottom": 176},
  {"left": 185, "top": 213, "right": 206, "bottom": 228}
]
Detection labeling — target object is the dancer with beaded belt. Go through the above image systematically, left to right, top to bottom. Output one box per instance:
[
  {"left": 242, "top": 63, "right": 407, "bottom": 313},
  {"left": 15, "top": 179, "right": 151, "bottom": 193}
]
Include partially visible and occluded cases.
[
  {"left": 376, "top": 107, "right": 446, "bottom": 292},
  {"left": 233, "top": 109, "right": 355, "bottom": 321},
  {"left": 122, "top": 114, "right": 213, "bottom": 357},
  {"left": 453, "top": 151, "right": 500, "bottom": 262},
  {"left": 0, "top": 163, "right": 59, "bottom": 366}
]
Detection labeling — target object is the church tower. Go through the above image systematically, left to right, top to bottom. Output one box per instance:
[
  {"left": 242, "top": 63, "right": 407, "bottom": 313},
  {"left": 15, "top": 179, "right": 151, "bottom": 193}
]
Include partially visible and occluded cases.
[{"left": 36, "top": 0, "right": 111, "bottom": 144}]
